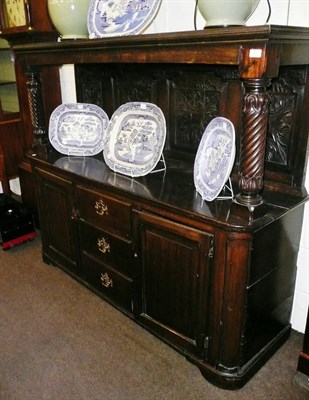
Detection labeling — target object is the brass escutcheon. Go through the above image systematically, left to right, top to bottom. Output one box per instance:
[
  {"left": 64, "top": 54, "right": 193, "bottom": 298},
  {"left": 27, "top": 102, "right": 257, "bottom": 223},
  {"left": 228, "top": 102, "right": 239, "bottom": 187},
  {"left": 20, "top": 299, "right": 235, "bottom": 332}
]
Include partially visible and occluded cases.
[
  {"left": 95, "top": 199, "right": 109, "bottom": 216},
  {"left": 97, "top": 237, "right": 111, "bottom": 254},
  {"left": 100, "top": 272, "right": 113, "bottom": 288}
]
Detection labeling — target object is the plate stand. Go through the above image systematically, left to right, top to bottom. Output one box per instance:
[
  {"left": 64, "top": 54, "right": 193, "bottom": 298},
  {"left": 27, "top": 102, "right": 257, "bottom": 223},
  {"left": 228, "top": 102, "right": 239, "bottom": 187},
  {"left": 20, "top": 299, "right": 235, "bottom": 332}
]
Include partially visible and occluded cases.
[
  {"left": 113, "top": 153, "right": 166, "bottom": 178},
  {"left": 149, "top": 153, "right": 166, "bottom": 175},
  {"left": 217, "top": 177, "right": 234, "bottom": 200}
]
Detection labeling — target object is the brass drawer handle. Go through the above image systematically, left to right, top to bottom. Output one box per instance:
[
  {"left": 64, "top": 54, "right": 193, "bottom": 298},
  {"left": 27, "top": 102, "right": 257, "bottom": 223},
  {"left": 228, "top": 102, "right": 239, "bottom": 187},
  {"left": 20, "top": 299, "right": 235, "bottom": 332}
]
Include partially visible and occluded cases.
[
  {"left": 95, "top": 199, "right": 109, "bottom": 216},
  {"left": 97, "top": 237, "right": 111, "bottom": 254},
  {"left": 100, "top": 272, "right": 113, "bottom": 288}
]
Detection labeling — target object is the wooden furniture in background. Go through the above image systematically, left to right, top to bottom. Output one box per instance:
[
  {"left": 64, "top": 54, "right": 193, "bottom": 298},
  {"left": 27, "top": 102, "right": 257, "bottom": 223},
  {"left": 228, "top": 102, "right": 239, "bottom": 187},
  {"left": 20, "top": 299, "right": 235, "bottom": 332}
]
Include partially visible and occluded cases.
[
  {"left": 0, "top": 0, "right": 57, "bottom": 198},
  {"left": 0, "top": 0, "right": 57, "bottom": 43},
  {"left": 13, "top": 25, "right": 309, "bottom": 389},
  {"left": 0, "top": 38, "right": 22, "bottom": 193}
]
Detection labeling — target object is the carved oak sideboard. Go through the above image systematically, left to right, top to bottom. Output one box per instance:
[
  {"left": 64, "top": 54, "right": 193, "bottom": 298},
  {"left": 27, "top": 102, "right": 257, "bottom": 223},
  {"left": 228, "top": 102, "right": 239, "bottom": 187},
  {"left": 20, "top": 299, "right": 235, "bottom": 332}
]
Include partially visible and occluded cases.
[{"left": 13, "top": 25, "right": 309, "bottom": 389}]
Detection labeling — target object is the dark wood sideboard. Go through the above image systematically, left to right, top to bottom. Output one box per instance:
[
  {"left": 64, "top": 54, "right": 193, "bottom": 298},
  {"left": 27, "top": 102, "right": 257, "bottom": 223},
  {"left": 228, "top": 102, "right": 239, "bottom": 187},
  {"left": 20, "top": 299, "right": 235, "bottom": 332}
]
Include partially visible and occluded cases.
[{"left": 13, "top": 25, "right": 309, "bottom": 389}]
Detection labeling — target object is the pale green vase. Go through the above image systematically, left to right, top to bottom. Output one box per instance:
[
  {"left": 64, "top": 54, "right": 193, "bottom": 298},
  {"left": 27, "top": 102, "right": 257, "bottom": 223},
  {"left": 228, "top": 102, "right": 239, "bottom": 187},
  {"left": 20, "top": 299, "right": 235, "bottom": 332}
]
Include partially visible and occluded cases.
[
  {"left": 47, "top": 0, "right": 90, "bottom": 39},
  {"left": 197, "top": 0, "right": 260, "bottom": 27}
]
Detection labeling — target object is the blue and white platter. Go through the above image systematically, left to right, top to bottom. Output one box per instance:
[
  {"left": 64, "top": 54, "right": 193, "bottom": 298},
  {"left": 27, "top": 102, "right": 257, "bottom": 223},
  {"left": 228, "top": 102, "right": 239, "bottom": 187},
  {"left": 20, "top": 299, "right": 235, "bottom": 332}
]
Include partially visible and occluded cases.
[
  {"left": 87, "top": 0, "right": 162, "bottom": 38},
  {"left": 103, "top": 102, "right": 166, "bottom": 177},
  {"left": 49, "top": 103, "right": 109, "bottom": 156},
  {"left": 194, "top": 117, "right": 236, "bottom": 202}
]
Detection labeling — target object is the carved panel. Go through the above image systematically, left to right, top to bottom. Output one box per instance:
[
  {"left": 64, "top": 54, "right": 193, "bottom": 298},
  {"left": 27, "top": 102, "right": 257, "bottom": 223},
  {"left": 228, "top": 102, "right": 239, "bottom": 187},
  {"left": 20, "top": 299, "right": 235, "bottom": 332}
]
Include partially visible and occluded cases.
[
  {"left": 74, "top": 64, "right": 309, "bottom": 192},
  {"left": 75, "top": 64, "right": 165, "bottom": 117},
  {"left": 75, "top": 64, "right": 226, "bottom": 156},
  {"left": 75, "top": 65, "right": 113, "bottom": 113},
  {"left": 113, "top": 68, "right": 160, "bottom": 106},
  {"left": 266, "top": 68, "right": 306, "bottom": 169},
  {"left": 169, "top": 70, "right": 224, "bottom": 154},
  {"left": 266, "top": 93, "right": 296, "bottom": 166}
]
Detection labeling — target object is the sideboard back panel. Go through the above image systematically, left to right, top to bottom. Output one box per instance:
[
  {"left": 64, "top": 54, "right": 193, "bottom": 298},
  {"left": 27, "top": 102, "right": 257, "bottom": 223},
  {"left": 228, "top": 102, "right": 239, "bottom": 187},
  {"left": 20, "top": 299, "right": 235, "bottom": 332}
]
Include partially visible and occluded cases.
[{"left": 75, "top": 63, "right": 309, "bottom": 192}]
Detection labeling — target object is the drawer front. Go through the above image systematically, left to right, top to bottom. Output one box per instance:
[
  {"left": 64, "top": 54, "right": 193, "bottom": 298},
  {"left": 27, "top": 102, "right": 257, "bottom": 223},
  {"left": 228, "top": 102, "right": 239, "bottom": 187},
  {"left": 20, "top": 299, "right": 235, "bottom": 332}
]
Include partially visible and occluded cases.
[
  {"left": 76, "top": 186, "right": 131, "bottom": 237},
  {"left": 79, "top": 222, "right": 132, "bottom": 276},
  {"left": 82, "top": 253, "right": 133, "bottom": 313}
]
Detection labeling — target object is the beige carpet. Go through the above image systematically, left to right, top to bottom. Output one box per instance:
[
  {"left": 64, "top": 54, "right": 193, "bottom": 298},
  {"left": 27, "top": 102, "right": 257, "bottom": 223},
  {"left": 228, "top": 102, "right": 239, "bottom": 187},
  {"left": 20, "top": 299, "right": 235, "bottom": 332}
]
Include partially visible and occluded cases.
[{"left": 0, "top": 234, "right": 308, "bottom": 400}]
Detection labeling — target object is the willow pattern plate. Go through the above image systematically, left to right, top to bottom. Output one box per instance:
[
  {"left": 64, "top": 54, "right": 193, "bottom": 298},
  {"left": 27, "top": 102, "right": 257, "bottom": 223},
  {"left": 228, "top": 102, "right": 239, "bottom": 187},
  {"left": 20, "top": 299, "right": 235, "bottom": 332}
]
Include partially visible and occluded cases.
[
  {"left": 87, "top": 0, "right": 162, "bottom": 38},
  {"left": 103, "top": 102, "right": 166, "bottom": 177},
  {"left": 49, "top": 103, "right": 109, "bottom": 156},
  {"left": 194, "top": 117, "right": 236, "bottom": 201}
]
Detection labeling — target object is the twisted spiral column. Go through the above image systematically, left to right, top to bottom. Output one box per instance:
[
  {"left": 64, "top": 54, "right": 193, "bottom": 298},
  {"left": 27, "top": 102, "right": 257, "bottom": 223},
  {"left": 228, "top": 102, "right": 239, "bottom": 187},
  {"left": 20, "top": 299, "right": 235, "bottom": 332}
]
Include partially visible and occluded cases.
[
  {"left": 26, "top": 68, "right": 48, "bottom": 152},
  {"left": 236, "top": 78, "right": 271, "bottom": 206}
]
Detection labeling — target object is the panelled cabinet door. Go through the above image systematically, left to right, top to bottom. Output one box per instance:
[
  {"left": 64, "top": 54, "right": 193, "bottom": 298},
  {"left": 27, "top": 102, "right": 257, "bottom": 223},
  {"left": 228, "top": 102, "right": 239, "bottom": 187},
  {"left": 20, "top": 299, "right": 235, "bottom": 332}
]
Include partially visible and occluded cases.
[
  {"left": 34, "top": 167, "right": 80, "bottom": 274},
  {"left": 134, "top": 210, "right": 214, "bottom": 357}
]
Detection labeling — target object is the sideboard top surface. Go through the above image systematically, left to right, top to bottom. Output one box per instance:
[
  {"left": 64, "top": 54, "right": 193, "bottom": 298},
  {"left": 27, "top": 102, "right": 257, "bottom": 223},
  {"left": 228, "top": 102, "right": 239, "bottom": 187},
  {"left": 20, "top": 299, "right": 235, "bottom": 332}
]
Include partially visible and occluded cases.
[{"left": 28, "top": 150, "right": 308, "bottom": 233}]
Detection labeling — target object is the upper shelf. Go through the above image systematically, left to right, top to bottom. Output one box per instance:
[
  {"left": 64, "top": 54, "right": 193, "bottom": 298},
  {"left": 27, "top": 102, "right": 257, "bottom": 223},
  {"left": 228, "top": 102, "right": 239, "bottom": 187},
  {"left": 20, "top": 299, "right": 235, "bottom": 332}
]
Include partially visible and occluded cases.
[{"left": 12, "top": 25, "right": 309, "bottom": 69}]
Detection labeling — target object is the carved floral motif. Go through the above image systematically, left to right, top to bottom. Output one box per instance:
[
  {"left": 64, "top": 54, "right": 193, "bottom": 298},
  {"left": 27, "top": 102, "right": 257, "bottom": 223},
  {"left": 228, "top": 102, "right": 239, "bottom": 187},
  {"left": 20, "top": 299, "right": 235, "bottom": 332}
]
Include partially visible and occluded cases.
[
  {"left": 266, "top": 68, "right": 305, "bottom": 166},
  {"left": 171, "top": 76, "right": 223, "bottom": 151},
  {"left": 266, "top": 94, "right": 295, "bottom": 165}
]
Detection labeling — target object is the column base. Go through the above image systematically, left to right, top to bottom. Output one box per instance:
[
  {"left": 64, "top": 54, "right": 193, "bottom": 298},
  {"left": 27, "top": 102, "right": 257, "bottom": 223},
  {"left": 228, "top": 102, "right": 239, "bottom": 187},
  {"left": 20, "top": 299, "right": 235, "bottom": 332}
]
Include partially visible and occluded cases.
[
  {"left": 32, "top": 142, "right": 51, "bottom": 156},
  {"left": 231, "top": 195, "right": 268, "bottom": 220}
]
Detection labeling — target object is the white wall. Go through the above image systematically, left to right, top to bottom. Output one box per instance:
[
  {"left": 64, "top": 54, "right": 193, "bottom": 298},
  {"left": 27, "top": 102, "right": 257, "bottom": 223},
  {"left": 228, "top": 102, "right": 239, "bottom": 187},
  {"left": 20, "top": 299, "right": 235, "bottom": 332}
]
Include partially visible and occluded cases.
[
  {"left": 1, "top": 0, "right": 308, "bottom": 333},
  {"left": 289, "top": 0, "right": 309, "bottom": 334}
]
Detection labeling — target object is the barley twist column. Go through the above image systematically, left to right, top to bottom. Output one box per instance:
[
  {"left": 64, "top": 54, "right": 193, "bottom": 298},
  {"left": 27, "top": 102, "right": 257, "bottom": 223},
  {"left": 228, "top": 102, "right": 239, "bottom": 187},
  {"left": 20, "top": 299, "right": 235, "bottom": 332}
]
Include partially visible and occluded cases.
[
  {"left": 26, "top": 68, "right": 49, "bottom": 153},
  {"left": 235, "top": 78, "right": 271, "bottom": 209}
]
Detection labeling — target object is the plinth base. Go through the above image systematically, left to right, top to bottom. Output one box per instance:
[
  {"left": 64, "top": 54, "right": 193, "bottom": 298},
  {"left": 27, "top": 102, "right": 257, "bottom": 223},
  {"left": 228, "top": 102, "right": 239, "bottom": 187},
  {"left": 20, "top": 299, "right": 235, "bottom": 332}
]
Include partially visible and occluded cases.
[
  {"left": 32, "top": 142, "right": 51, "bottom": 156},
  {"left": 231, "top": 196, "right": 268, "bottom": 220}
]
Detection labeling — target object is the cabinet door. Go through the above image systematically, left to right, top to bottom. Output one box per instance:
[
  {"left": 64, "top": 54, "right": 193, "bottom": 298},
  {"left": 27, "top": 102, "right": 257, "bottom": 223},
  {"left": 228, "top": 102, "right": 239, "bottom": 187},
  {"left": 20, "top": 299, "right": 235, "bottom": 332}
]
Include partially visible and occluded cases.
[
  {"left": 34, "top": 167, "right": 79, "bottom": 274},
  {"left": 134, "top": 211, "right": 214, "bottom": 356}
]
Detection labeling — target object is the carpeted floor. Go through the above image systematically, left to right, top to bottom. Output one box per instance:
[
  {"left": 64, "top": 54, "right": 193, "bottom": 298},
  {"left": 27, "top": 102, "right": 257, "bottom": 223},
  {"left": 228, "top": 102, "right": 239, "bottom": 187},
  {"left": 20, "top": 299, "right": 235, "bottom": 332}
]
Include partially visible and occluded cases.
[{"left": 0, "top": 234, "right": 308, "bottom": 400}]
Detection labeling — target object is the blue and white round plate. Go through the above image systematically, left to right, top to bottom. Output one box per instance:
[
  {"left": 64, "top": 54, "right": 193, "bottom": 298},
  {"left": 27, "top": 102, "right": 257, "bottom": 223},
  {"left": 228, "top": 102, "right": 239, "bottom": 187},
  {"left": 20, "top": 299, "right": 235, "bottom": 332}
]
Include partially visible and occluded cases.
[{"left": 88, "top": 0, "right": 162, "bottom": 38}]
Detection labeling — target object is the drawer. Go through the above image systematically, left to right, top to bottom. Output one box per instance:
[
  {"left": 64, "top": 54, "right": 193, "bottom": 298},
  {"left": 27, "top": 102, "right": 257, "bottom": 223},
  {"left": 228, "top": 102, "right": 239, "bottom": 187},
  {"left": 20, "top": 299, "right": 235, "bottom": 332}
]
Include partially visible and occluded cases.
[
  {"left": 75, "top": 186, "right": 131, "bottom": 237},
  {"left": 79, "top": 222, "right": 132, "bottom": 276},
  {"left": 82, "top": 253, "right": 133, "bottom": 313}
]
